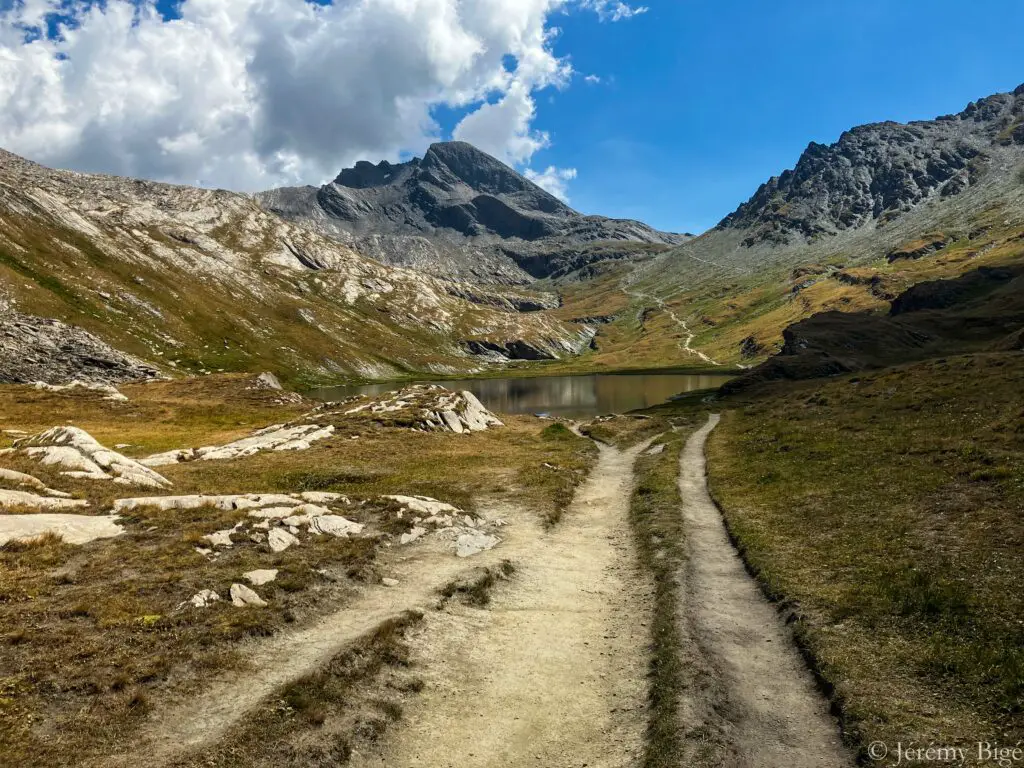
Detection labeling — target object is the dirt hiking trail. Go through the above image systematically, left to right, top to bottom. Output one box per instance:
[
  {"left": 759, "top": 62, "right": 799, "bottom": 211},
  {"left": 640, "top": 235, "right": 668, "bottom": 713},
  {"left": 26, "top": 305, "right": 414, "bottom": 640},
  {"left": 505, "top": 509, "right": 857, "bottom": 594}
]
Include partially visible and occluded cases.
[
  {"left": 677, "top": 414, "right": 851, "bottom": 767},
  {"left": 349, "top": 439, "right": 653, "bottom": 768},
  {"left": 94, "top": 503, "right": 547, "bottom": 768}
]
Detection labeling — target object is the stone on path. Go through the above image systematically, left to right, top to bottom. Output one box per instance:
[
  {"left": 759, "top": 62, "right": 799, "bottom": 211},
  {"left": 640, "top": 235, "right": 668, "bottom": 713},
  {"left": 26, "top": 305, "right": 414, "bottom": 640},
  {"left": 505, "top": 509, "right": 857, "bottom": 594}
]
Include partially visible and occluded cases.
[{"left": 456, "top": 531, "right": 501, "bottom": 558}]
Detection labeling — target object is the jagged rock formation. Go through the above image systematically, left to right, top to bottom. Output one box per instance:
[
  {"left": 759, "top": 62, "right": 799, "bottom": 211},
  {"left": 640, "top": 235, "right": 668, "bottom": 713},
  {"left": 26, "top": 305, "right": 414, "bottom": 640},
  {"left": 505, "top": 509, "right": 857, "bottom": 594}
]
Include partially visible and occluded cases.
[
  {"left": 719, "top": 84, "right": 1024, "bottom": 245},
  {"left": 635, "top": 85, "right": 1024, "bottom": 287},
  {"left": 257, "top": 141, "right": 688, "bottom": 283},
  {"left": 0, "top": 147, "right": 593, "bottom": 383},
  {"left": 0, "top": 312, "right": 158, "bottom": 385},
  {"left": 325, "top": 384, "right": 505, "bottom": 434}
]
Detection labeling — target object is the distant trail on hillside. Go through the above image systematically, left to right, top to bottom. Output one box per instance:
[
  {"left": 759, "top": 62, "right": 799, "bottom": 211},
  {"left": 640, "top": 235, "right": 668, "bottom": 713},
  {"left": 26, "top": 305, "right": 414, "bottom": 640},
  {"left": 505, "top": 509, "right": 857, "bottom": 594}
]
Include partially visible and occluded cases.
[
  {"left": 620, "top": 279, "right": 724, "bottom": 367},
  {"left": 675, "top": 415, "right": 851, "bottom": 767}
]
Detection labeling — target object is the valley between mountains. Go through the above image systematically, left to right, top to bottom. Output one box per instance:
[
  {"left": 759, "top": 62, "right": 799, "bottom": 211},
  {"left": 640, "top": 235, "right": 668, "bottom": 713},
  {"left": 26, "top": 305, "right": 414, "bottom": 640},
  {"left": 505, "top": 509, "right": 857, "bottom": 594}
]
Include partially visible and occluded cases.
[{"left": 1, "top": 83, "right": 1023, "bottom": 768}]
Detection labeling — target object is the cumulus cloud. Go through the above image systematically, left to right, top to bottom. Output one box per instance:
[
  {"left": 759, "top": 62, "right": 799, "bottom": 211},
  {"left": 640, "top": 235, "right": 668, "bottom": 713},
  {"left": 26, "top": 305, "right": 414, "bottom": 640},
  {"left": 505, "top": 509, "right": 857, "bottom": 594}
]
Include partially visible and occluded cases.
[
  {"left": 0, "top": 0, "right": 644, "bottom": 192},
  {"left": 584, "top": 74, "right": 602, "bottom": 85},
  {"left": 525, "top": 165, "right": 577, "bottom": 202}
]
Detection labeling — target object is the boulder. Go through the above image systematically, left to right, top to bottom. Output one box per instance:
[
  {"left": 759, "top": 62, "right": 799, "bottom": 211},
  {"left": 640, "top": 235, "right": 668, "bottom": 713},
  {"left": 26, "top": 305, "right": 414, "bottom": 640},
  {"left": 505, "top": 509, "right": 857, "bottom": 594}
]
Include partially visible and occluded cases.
[
  {"left": 243, "top": 569, "right": 279, "bottom": 586},
  {"left": 230, "top": 583, "right": 267, "bottom": 608}
]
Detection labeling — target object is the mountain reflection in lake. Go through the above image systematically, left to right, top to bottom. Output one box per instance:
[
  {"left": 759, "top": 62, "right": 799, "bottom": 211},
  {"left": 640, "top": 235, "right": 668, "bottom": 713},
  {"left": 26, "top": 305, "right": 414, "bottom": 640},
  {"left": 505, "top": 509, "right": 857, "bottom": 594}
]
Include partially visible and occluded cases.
[{"left": 311, "top": 373, "right": 734, "bottom": 419}]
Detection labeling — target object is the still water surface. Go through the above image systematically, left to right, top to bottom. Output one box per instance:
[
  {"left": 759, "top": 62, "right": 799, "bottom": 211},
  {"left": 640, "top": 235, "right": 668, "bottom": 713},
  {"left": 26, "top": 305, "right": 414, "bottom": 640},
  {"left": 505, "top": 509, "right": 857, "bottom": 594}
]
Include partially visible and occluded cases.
[{"left": 312, "top": 372, "right": 734, "bottom": 419}]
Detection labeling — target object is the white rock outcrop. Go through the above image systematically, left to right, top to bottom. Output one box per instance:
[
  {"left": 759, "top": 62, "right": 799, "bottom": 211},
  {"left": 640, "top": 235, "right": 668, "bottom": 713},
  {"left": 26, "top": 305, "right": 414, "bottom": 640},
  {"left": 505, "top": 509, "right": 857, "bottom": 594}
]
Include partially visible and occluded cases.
[
  {"left": 34, "top": 380, "right": 128, "bottom": 401},
  {"left": 340, "top": 385, "right": 504, "bottom": 434},
  {"left": 141, "top": 423, "right": 335, "bottom": 467},
  {"left": 12, "top": 427, "right": 171, "bottom": 489},
  {"left": 0, "top": 469, "right": 72, "bottom": 498},
  {"left": 0, "top": 489, "right": 89, "bottom": 510},
  {"left": 113, "top": 493, "right": 303, "bottom": 513},
  {"left": 384, "top": 495, "right": 461, "bottom": 517},
  {"left": 0, "top": 513, "right": 123, "bottom": 546},
  {"left": 308, "top": 514, "right": 364, "bottom": 538},
  {"left": 268, "top": 527, "right": 300, "bottom": 553}
]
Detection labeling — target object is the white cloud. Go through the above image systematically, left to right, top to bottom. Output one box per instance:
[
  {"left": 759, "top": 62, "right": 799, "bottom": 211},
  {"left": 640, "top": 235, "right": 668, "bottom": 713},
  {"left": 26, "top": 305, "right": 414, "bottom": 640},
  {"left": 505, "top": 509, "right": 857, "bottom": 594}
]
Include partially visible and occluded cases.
[
  {"left": 0, "top": 0, "right": 636, "bottom": 191},
  {"left": 579, "top": 1, "right": 649, "bottom": 22},
  {"left": 584, "top": 74, "right": 602, "bottom": 85},
  {"left": 525, "top": 165, "right": 577, "bottom": 202}
]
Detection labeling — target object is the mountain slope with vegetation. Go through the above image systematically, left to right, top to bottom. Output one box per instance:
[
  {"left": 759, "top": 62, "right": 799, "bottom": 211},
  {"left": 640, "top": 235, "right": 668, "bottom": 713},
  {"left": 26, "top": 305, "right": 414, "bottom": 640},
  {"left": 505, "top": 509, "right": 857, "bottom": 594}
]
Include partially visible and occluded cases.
[
  {"left": 605, "top": 83, "right": 1024, "bottom": 369},
  {"left": 0, "top": 149, "right": 596, "bottom": 385}
]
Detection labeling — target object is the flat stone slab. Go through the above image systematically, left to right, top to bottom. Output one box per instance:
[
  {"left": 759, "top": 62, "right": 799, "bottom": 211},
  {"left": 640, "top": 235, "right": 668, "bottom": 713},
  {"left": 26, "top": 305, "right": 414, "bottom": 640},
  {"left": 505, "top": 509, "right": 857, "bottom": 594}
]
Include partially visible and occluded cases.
[
  {"left": 0, "top": 489, "right": 89, "bottom": 510},
  {"left": 0, "top": 513, "right": 124, "bottom": 546}
]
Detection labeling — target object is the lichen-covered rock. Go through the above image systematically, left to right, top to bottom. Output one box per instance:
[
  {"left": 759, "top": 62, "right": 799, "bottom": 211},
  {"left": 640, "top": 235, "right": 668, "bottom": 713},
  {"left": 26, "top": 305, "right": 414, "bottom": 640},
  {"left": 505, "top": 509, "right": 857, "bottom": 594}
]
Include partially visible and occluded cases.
[{"left": 13, "top": 427, "right": 171, "bottom": 489}]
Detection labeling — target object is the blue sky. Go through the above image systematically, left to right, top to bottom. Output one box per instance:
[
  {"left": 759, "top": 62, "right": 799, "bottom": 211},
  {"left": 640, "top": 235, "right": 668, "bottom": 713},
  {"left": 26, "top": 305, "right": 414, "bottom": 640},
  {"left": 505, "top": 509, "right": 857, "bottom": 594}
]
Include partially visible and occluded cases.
[
  {"left": 2, "top": 0, "right": 1022, "bottom": 235},
  {"left": 482, "top": 0, "right": 1024, "bottom": 233}
]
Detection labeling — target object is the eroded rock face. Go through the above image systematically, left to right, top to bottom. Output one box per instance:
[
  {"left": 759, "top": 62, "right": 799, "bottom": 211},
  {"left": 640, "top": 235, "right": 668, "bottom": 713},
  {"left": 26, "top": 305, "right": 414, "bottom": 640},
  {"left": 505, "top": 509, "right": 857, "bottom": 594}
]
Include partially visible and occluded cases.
[
  {"left": 718, "top": 86, "right": 1024, "bottom": 245},
  {"left": 0, "top": 313, "right": 158, "bottom": 385},
  {"left": 12, "top": 427, "right": 172, "bottom": 489}
]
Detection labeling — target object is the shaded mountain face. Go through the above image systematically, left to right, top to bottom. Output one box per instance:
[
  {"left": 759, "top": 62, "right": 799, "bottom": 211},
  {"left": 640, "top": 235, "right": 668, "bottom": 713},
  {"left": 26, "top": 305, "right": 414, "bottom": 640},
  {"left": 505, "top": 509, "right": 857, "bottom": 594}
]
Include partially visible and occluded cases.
[
  {"left": 719, "top": 84, "right": 1024, "bottom": 245},
  {"left": 257, "top": 141, "right": 688, "bottom": 284}
]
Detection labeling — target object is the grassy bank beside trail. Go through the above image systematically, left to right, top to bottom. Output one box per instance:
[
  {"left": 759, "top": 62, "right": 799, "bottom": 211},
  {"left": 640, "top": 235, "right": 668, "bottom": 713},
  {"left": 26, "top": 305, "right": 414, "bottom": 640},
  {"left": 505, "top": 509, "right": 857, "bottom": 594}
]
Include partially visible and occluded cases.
[
  {"left": 707, "top": 352, "right": 1024, "bottom": 762},
  {"left": 626, "top": 411, "right": 725, "bottom": 768},
  {"left": 629, "top": 430, "right": 688, "bottom": 768}
]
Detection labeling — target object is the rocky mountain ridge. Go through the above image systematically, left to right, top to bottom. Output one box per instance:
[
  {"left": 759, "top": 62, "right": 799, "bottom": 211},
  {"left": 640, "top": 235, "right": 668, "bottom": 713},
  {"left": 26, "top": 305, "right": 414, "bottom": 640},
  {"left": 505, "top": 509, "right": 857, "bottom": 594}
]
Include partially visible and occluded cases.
[
  {"left": 719, "top": 84, "right": 1024, "bottom": 245},
  {"left": 258, "top": 141, "right": 688, "bottom": 284},
  {"left": 0, "top": 148, "right": 594, "bottom": 384}
]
